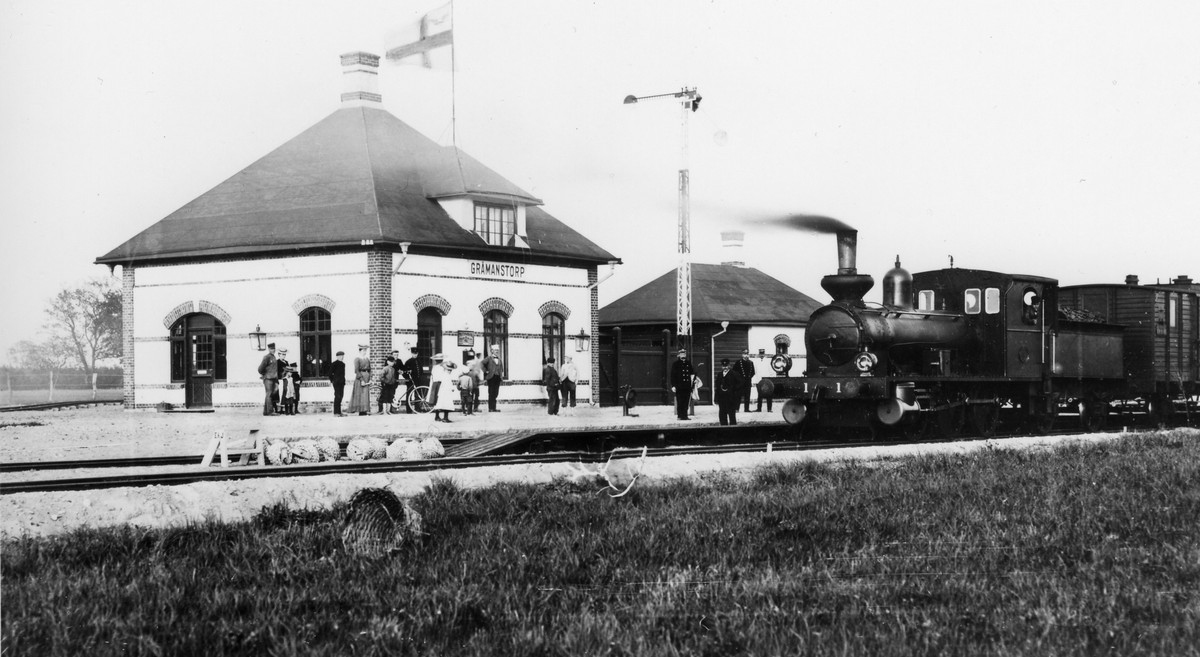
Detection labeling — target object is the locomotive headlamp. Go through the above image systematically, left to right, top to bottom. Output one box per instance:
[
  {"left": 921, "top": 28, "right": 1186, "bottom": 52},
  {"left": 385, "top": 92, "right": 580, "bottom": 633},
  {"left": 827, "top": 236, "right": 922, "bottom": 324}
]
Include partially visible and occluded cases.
[{"left": 854, "top": 351, "right": 878, "bottom": 373}]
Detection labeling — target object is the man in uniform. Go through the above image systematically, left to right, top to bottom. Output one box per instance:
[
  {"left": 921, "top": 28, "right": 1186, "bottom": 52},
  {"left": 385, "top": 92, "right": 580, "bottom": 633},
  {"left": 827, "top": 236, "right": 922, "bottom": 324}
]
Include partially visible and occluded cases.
[
  {"left": 257, "top": 343, "right": 278, "bottom": 416},
  {"left": 669, "top": 348, "right": 695, "bottom": 420},
  {"left": 735, "top": 349, "right": 757, "bottom": 413},
  {"left": 328, "top": 350, "right": 346, "bottom": 416},
  {"left": 542, "top": 356, "right": 561, "bottom": 415},
  {"left": 715, "top": 358, "right": 745, "bottom": 426}
]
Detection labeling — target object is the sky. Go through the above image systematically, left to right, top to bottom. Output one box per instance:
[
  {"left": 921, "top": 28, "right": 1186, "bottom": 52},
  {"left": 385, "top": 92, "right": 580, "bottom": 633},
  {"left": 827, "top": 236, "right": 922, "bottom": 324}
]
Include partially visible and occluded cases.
[{"left": 2, "top": 0, "right": 1198, "bottom": 363}]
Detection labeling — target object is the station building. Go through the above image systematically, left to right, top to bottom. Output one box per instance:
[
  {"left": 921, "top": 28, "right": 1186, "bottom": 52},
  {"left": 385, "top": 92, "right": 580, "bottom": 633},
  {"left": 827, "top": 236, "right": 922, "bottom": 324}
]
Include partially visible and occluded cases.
[
  {"left": 96, "top": 52, "right": 619, "bottom": 410},
  {"left": 598, "top": 232, "right": 822, "bottom": 406}
]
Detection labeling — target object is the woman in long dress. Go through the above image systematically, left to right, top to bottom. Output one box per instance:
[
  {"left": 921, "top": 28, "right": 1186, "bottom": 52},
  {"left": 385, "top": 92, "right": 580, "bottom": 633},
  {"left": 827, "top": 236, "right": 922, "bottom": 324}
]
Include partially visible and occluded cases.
[
  {"left": 348, "top": 344, "right": 372, "bottom": 415},
  {"left": 430, "top": 355, "right": 457, "bottom": 423}
]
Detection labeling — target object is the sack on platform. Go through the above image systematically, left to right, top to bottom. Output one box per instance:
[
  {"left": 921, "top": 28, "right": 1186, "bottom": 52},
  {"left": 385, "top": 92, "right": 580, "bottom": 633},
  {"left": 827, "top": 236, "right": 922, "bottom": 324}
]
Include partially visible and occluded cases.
[{"left": 291, "top": 439, "right": 321, "bottom": 463}]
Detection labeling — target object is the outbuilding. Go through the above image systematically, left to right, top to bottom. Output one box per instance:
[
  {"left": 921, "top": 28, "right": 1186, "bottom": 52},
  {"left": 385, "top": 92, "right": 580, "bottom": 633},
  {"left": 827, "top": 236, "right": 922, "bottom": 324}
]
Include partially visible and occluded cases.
[
  {"left": 96, "top": 52, "right": 618, "bottom": 411},
  {"left": 597, "top": 232, "right": 822, "bottom": 407}
]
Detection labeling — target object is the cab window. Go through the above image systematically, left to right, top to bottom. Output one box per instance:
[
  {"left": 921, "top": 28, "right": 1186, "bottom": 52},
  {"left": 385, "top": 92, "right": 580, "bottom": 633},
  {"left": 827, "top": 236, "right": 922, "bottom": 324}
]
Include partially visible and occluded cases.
[
  {"left": 1022, "top": 287, "right": 1041, "bottom": 324},
  {"left": 985, "top": 288, "right": 1000, "bottom": 314},
  {"left": 964, "top": 289, "right": 981, "bottom": 314},
  {"left": 917, "top": 290, "right": 935, "bottom": 311}
]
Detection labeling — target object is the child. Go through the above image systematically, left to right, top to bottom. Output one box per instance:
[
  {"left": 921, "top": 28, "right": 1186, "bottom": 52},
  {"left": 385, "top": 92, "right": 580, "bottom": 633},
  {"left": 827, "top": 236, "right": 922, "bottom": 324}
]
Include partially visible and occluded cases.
[
  {"left": 457, "top": 366, "right": 476, "bottom": 415},
  {"left": 688, "top": 374, "right": 703, "bottom": 417}
]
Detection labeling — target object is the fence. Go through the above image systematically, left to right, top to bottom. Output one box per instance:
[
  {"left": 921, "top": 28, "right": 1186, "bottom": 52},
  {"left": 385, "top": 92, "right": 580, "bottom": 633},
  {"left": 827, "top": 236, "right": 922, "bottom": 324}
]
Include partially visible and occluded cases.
[{"left": 0, "top": 369, "right": 123, "bottom": 406}]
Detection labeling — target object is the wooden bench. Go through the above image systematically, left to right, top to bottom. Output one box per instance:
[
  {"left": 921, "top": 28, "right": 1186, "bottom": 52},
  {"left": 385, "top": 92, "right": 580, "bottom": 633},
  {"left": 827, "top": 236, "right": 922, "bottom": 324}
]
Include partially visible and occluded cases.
[{"left": 200, "top": 429, "right": 266, "bottom": 467}]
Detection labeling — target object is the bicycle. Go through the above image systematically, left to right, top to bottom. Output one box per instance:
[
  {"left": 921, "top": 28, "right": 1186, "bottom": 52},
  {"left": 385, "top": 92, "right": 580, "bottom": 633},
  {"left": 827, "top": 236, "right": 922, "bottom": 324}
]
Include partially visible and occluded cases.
[{"left": 397, "top": 373, "right": 433, "bottom": 414}]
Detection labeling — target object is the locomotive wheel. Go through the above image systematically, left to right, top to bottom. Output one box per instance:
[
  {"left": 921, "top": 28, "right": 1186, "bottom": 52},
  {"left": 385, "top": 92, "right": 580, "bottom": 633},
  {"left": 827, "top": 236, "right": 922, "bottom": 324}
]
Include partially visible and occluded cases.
[
  {"left": 1147, "top": 395, "right": 1170, "bottom": 428},
  {"left": 1079, "top": 399, "right": 1109, "bottom": 432},
  {"left": 970, "top": 404, "right": 1000, "bottom": 437},
  {"left": 929, "top": 405, "right": 965, "bottom": 439},
  {"left": 1033, "top": 409, "right": 1057, "bottom": 434}
]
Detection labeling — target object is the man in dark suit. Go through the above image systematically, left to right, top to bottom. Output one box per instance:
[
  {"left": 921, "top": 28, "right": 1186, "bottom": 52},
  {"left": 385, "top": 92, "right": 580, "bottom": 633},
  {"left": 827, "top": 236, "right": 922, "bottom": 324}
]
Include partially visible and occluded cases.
[
  {"left": 257, "top": 343, "right": 278, "bottom": 416},
  {"left": 483, "top": 345, "right": 505, "bottom": 412},
  {"left": 399, "top": 347, "right": 419, "bottom": 413},
  {"left": 669, "top": 348, "right": 695, "bottom": 420},
  {"left": 735, "top": 349, "right": 757, "bottom": 412},
  {"left": 328, "top": 350, "right": 346, "bottom": 416},
  {"left": 542, "top": 356, "right": 561, "bottom": 415},
  {"left": 716, "top": 358, "right": 745, "bottom": 426}
]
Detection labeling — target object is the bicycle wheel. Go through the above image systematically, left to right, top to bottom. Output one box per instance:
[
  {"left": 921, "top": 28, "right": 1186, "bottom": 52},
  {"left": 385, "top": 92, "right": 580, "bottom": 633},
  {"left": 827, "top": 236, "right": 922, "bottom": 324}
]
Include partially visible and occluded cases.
[{"left": 408, "top": 386, "right": 433, "bottom": 414}]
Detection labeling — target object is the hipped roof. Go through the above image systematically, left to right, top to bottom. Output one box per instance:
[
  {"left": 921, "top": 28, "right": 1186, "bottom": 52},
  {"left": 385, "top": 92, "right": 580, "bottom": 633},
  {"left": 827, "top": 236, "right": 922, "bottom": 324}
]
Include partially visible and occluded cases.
[
  {"left": 96, "top": 106, "right": 617, "bottom": 266},
  {"left": 600, "top": 263, "right": 824, "bottom": 326}
]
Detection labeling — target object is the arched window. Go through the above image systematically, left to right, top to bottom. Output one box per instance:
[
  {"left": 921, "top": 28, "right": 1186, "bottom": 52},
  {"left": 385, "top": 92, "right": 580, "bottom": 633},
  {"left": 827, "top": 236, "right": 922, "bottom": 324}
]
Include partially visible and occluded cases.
[
  {"left": 299, "top": 307, "right": 332, "bottom": 378},
  {"left": 483, "top": 309, "right": 509, "bottom": 378},
  {"left": 542, "top": 312, "right": 565, "bottom": 365}
]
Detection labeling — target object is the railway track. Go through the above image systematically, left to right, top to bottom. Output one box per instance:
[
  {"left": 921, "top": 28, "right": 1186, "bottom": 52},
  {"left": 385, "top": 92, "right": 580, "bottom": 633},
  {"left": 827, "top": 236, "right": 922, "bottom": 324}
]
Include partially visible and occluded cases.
[
  {"left": 0, "top": 400, "right": 122, "bottom": 413},
  {"left": 0, "top": 422, "right": 1122, "bottom": 495}
]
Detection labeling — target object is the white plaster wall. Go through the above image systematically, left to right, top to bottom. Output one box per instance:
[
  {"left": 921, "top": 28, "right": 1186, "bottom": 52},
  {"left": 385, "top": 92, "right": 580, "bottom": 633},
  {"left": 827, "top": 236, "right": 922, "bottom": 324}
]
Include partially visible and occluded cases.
[
  {"left": 133, "top": 253, "right": 369, "bottom": 406},
  {"left": 392, "top": 253, "right": 592, "bottom": 401},
  {"left": 747, "top": 325, "right": 808, "bottom": 387}
]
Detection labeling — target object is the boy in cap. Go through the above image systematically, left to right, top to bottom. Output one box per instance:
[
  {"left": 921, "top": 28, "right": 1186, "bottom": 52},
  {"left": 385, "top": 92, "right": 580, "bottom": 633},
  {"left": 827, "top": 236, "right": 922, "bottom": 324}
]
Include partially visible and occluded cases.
[{"left": 379, "top": 355, "right": 398, "bottom": 415}]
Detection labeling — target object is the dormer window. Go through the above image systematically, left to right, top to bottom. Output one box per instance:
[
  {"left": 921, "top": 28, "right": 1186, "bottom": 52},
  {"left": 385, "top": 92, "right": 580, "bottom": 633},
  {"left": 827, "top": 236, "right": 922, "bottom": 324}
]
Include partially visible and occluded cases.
[{"left": 474, "top": 203, "right": 516, "bottom": 246}]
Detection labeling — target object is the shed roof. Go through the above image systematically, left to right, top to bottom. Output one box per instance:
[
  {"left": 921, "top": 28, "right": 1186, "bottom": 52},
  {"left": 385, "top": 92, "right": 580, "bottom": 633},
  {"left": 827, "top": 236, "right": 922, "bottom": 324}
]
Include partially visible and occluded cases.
[
  {"left": 96, "top": 106, "right": 616, "bottom": 267},
  {"left": 600, "top": 263, "right": 824, "bottom": 326}
]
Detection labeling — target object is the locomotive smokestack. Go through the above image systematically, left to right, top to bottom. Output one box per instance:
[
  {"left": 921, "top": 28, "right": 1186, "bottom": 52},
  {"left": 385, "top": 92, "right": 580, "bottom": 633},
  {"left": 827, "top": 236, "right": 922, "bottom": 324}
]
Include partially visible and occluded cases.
[
  {"left": 820, "top": 229, "right": 875, "bottom": 304},
  {"left": 836, "top": 230, "right": 858, "bottom": 275}
]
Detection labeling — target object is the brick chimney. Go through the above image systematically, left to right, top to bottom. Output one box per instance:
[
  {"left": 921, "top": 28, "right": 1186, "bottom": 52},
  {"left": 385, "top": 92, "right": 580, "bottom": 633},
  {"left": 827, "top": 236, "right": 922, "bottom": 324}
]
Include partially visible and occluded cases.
[
  {"left": 341, "top": 52, "right": 381, "bottom": 106},
  {"left": 720, "top": 230, "right": 746, "bottom": 267},
  {"left": 1125, "top": 274, "right": 1139, "bottom": 286},
  {"left": 1172, "top": 275, "right": 1193, "bottom": 286}
]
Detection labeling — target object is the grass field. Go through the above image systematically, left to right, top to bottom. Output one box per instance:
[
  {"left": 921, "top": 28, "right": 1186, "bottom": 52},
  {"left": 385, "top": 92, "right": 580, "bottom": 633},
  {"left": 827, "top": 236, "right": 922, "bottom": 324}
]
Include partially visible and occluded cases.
[{"left": 4, "top": 431, "right": 1199, "bottom": 656}]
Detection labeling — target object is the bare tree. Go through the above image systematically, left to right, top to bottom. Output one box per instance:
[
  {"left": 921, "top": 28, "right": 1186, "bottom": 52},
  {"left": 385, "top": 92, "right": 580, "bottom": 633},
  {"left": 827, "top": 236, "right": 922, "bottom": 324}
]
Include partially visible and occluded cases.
[{"left": 42, "top": 278, "right": 122, "bottom": 376}]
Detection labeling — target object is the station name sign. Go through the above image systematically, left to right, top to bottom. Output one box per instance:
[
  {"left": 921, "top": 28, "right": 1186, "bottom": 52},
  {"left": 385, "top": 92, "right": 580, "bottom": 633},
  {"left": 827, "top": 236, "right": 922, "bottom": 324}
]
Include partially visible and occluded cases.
[{"left": 469, "top": 261, "right": 526, "bottom": 279}]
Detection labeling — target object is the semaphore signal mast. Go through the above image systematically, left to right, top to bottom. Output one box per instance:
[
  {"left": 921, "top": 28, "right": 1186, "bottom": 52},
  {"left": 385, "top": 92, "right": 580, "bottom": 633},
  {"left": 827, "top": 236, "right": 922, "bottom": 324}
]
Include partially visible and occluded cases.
[{"left": 622, "top": 87, "right": 702, "bottom": 352}]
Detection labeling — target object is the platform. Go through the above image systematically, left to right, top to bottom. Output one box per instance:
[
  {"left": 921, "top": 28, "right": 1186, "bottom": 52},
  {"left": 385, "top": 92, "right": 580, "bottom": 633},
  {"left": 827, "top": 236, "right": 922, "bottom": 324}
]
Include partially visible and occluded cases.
[{"left": 0, "top": 402, "right": 787, "bottom": 464}]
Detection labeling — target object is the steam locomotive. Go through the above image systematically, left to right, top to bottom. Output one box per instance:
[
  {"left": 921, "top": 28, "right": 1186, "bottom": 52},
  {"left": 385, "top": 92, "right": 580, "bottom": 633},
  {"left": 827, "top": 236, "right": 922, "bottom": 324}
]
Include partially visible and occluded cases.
[{"left": 758, "top": 230, "right": 1199, "bottom": 437}]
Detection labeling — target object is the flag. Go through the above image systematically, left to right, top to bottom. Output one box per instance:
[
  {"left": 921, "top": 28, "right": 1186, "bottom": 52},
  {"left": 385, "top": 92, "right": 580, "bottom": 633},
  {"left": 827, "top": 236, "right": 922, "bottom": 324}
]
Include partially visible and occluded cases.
[{"left": 386, "top": 2, "right": 453, "bottom": 68}]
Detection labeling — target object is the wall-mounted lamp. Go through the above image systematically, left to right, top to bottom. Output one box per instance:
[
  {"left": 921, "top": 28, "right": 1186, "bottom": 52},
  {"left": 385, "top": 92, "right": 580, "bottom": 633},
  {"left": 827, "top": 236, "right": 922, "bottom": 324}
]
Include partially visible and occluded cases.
[
  {"left": 393, "top": 241, "right": 412, "bottom": 275},
  {"left": 249, "top": 324, "right": 268, "bottom": 351},
  {"left": 574, "top": 329, "right": 590, "bottom": 352},
  {"left": 758, "top": 347, "right": 767, "bottom": 360}
]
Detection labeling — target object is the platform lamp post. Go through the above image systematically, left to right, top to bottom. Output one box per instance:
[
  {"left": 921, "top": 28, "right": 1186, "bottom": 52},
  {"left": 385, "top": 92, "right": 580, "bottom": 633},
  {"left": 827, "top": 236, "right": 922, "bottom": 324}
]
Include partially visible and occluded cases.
[{"left": 623, "top": 87, "right": 702, "bottom": 355}]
